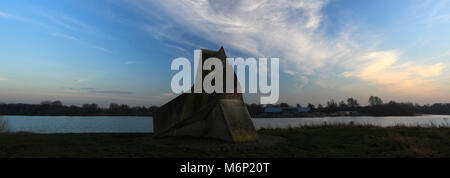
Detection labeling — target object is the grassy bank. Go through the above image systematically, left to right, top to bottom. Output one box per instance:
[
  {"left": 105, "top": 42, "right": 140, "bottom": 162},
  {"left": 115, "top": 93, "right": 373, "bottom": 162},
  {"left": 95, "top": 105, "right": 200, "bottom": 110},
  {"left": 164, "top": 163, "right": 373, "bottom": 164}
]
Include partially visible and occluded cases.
[{"left": 1, "top": 125, "right": 450, "bottom": 158}]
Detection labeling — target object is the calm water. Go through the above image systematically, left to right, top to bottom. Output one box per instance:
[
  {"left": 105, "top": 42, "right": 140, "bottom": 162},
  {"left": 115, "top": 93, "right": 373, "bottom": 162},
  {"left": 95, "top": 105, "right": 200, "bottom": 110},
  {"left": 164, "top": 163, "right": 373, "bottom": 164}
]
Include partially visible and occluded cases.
[
  {"left": 1, "top": 115, "right": 450, "bottom": 133},
  {"left": 252, "top": 115, "right": 450, "bottom": 129},
  {"left": 1, "top": 116, "right": 154, "bottom": 133}
]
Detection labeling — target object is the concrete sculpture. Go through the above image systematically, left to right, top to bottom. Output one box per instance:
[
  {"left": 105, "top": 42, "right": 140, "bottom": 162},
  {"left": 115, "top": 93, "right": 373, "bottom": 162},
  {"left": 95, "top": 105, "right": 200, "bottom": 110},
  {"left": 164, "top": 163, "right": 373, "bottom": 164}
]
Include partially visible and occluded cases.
[{"left": 153, "top": 47, "right": 259, "bottom": 143}]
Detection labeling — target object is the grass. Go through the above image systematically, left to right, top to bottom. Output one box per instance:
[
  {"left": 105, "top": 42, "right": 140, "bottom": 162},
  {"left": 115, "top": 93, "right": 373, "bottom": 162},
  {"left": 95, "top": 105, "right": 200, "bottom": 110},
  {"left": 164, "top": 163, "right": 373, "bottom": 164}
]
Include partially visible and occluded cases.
[
  {"left": 0, "top": 118, "right": 9, "bottom": 133},
  {"left": 1, "top": 124, "right": 450, "bottom": 158}
]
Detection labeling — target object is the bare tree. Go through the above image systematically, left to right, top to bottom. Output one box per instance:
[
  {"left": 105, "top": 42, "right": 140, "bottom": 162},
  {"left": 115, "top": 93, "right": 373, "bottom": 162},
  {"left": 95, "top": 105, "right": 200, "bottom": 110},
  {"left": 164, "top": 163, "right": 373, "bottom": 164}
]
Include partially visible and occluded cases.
[
  {"left": 369, "top": 96, "right": 383, "bottom": 106},
  {"left": 347, "top": 98, "right": 360, "bottom": 108}
]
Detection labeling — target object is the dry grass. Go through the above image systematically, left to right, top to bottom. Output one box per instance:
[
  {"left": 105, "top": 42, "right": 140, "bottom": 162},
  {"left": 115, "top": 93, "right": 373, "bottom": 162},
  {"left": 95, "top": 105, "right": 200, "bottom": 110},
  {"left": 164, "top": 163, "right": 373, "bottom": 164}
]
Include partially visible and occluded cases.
[
  {"left": 0, "top": 118, "right": 10, "bottom": 133},
  {"left": 2, "top": 124, "right": 450, "bottom": 157},
  {"left": 387, "top": 133, "right": 437, "bottom": 157}
]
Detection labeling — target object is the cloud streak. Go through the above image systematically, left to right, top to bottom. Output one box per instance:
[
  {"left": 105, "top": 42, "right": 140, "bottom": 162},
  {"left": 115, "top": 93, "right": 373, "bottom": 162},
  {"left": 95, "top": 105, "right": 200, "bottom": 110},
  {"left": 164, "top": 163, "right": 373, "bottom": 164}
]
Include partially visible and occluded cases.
[
  {"left": 0, "top": 10, "right": 45, "bottom": 26},
  {"left": 1, "top": 10, "right": 113, "bottom": 54},
  {"left": 39, "top": 11, "right": 92, "bottom": 32},
  {"left": 52, "top": 33, "right": 114, "bottom": 53},
  {"left": 124, "top": 61, "right": 136, "bottom": 65},
  {"left": 75, "top": 79, "right": 88, "bottom": 83},
  {"left": 65, "top": 87, "right": 134, "bottom": 95},
  {"left": 89, "top": 90, "right": 134, "bottom": 95}
]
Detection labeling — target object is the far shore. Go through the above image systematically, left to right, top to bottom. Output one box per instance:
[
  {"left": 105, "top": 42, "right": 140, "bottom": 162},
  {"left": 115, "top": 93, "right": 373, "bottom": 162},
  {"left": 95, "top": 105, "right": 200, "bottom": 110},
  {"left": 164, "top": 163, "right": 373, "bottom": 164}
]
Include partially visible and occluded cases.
[{"left": 252, "top": 113, "right": 425, "bottom": 118}]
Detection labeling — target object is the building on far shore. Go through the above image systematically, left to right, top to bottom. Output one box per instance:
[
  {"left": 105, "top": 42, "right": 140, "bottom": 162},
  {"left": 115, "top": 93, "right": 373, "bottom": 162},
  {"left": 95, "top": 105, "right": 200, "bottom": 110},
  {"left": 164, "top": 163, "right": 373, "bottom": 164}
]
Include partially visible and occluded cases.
[
  {"left": 264, "top": 107, "right": 310, "bottom": 115},
  {"left": 335, "top": 111, "right": 360, "bottom": 116}
]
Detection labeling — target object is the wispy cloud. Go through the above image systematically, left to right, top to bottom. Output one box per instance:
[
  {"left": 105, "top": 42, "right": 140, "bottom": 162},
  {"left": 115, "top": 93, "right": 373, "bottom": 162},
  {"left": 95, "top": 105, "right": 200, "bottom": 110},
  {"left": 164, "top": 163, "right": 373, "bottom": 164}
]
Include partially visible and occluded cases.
[
  {"left": 125, "top": 0, "right": 379, "bottom": 99},
  {"left": 127, "top": 0, "right": 447, "bottom": 100},
  {"left": 128, "top": 0, "right": 358, "bottom": 75},
  {"left": 427, "top": 0, "right": 450, "bottom": 22},
  {"left": 0, "top": 10, "right": 48, "bottom": 27},
  {"left": 0, "top": 10, "right": 16, "bottom": 19},
  {"left": 1, "top": 10, "right": 113, "bottom": 54},
  {"left": 39, "top": 11, "right": 92, "bottom": 32},
  {"left": 52, "top": 33, "right": 114, "bottom": 53},
  {"left": 53, "top": 33, "right": 81, "bottom": 42},
  {"left": 164, "top": 43, "right": 192, "bottom": 56},
  {"left": 341, "top": 50, "right": 445, "bottom": 94},
  {"left": 124, "top": 61, "right": 136, "bottom": 65},
  {"left": 283, "top": 69, "right": 297, "bottom": 76},
  {"left": 0, "top": 77, "right": 8, "bottom": 81},
  {"left": 75, "top": 79, "right": 87, "bottom": 83},
  {"left": 65, "top": 87, "right": 134, "bottom": 95},
  {"left": 89, "top": 90, "right": 134, "bottom": 95}
]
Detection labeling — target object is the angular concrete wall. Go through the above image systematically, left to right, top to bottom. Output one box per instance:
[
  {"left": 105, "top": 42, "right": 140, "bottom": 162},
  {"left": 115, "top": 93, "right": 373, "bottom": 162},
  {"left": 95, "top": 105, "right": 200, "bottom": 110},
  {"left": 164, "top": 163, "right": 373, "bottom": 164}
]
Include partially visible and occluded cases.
[{"left": 153, "top": 47, "right": 259, "bottom": 143}]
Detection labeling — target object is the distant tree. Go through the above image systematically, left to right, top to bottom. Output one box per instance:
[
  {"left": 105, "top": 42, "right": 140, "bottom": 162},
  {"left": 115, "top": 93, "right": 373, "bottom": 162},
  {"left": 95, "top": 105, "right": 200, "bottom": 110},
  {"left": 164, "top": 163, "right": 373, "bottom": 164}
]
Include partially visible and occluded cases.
[
  {"left": 369, "top": 96, "right": 383, "bottom": 106},
  {"left": 347, "top": 98, "right": 360, "bottom": 108},
  {"left": 327, "top": 99, "right": 338, "bottom": 111},
  {"left": 40, "top": 100, "right": 52, "bottom": 105},
  {"left": 51, "top": 100, "right": 63, "bottom": 107},
  {"left": 339, "top": 100, "right": 348, "bottom": 110},
  {"left": 0, "top": 101, "right": 157, "bottom": 116},
  {"left": 82, "top": 103, "right": 98, "bottom": 109},
  {"left": 109, "top": 103, "right": 119, "bottom": 109},
  {"left": 109, "top": 103, "right": 120, "bottom": 114},
  {"left": 246, "top": 103, "right": 265, "bottom": 117},
  {"left": 280, "top": 103, "right": 289, "bottom": 107},
  {"left": 307, "top": 103, "right": 316, "bottom": 112},
  {"left": 82, "top": 104, "right": 99, "bottom": 114},
  {"left": 119, "top": 104, "right": 130, "bottom": 113},
  {"left": 296, "top": 104, "right": 301, "bottom": 108},
  {"left": 317, "top": 104, "right": 324, "bottom": 111},
  {"left": 149, "top": 106, "right": 159, "bottom": 114}
]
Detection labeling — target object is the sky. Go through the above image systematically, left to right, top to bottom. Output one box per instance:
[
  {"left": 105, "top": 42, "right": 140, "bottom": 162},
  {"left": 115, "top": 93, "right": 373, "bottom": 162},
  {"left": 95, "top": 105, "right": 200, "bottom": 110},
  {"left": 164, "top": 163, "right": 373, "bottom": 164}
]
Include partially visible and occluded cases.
[{"left": 0, "top": 0, "right": 450, "bottom": 107}]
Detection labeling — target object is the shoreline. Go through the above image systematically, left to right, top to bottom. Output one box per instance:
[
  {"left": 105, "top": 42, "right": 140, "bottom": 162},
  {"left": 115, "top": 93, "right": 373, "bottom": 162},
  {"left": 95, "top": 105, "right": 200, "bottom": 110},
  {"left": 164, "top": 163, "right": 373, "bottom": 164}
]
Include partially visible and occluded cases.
[
  {"left": 0, "top": 114, "right": 432, "bottom": 118},
  {"left": 252, "top": 114, "right": 425, "bottom": 118}
]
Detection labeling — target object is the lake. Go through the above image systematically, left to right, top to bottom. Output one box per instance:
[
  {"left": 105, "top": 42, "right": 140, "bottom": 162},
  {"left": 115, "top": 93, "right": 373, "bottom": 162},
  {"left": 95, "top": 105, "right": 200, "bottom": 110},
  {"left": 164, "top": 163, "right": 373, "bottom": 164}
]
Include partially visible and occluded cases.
[{"left": 1, "top": 115, "right": 450, "bottom": 133}]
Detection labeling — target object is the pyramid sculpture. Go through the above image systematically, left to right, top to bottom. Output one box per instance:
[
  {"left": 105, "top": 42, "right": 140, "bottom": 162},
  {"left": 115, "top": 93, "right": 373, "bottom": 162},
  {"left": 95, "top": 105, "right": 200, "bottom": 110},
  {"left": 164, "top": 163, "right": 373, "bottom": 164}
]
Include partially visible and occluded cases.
[{"left": 153, "top": 47, "right": 259, "bottom": 143}]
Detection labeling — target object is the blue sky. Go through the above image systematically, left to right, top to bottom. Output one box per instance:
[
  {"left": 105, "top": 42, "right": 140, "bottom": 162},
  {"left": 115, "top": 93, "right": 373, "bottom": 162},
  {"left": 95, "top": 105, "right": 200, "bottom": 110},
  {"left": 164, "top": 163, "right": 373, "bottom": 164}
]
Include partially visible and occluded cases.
[{"left": 0, "top": 0, "right": 449, "bottom": 107}]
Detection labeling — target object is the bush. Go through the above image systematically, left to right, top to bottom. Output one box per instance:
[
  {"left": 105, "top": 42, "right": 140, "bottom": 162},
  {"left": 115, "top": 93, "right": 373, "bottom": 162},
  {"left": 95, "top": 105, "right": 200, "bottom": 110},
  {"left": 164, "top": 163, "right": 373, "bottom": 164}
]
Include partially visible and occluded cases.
[{"left": 0, "top": 118, "right": 10, "bottom": 132}]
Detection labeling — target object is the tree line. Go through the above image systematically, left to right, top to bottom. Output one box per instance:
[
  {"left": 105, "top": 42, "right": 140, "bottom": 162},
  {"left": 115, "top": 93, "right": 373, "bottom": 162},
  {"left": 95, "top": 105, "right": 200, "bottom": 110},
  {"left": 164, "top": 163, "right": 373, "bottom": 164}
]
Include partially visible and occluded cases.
[
  {"left": 1, "top": 96, "right": 449, "bottom": 117},
  {"left": 246, "top": 96, "right": 450, "bottom": 117},
  {"left": 0, "top": 101, "right": 159, "bottom": 116}
]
